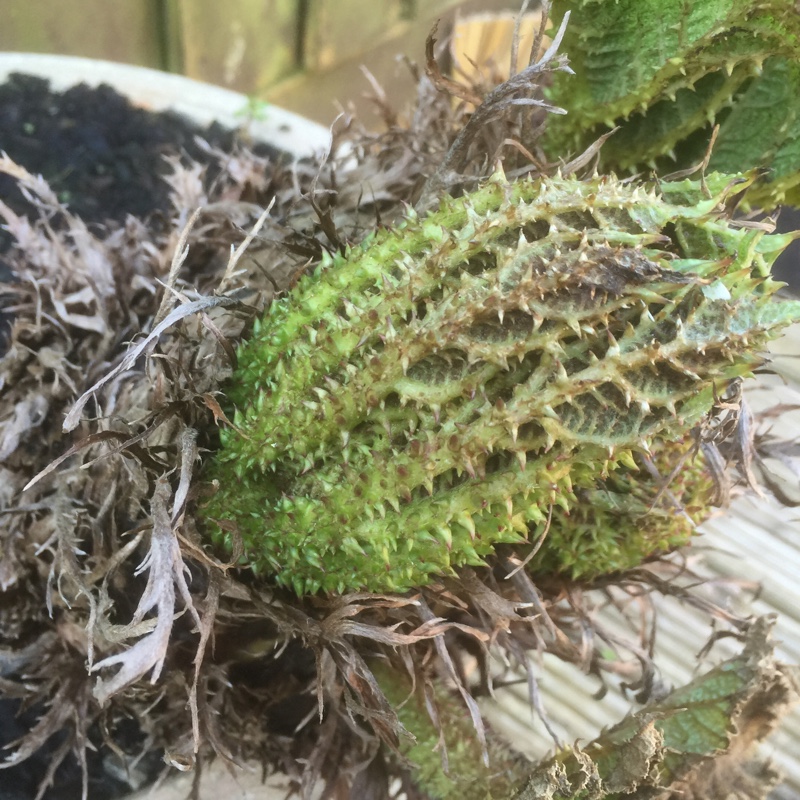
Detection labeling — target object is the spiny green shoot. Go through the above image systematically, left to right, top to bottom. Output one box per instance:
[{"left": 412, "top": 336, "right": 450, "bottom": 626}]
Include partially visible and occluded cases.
[{"left": 202, "top": 170, "right": 799, "bottom": 594}]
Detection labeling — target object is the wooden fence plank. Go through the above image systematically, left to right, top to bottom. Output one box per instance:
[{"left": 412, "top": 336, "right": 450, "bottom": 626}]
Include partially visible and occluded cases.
[
  {"left": 0, "top": 0, "right": 164, "bottom": 67},
  {"left": 166, "top": 0, "right": 300, "bottom": 93},
  {"left": 269, "top": 0, "right": 519, "bottom": 126},
  {"left": 302, "top": 0, "right": 464, "bottom": 72}
]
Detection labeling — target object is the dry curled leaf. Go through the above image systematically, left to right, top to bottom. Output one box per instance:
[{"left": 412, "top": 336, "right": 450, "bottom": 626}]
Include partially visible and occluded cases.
[
  {"left": 62, "top": 294, "right": 241, "bottom": 433},
  {"left": 91, "top": 476, "right": 200, "bottom": 705}
]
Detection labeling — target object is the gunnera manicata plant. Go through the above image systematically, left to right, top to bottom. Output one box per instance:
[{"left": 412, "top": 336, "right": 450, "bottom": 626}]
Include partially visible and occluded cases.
[{"left": 2, "top": 2, "right": 800, "bottom": 799}]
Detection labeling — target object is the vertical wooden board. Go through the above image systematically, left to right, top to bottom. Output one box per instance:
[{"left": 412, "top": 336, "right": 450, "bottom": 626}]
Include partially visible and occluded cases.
[
  {"left": 0, "top": 0, "right": 164, "bottom": 67},
  {"left": 160, "top": 0, "right": 186, "bottom": 74},
  {"left": 168, "top": 0, "right": 299, "bottom": 93},
  {"left": 271, "top": 0, "right": 516, "bottom": 127},
  {"left": 302, "top": 0, "right": 465, "bottom": 72},
  {"left": 303, "top": 0, "right": 405, "bottom": 72},
  {"left": 451, "top": 12, "right": 544, "bottom": 84}
]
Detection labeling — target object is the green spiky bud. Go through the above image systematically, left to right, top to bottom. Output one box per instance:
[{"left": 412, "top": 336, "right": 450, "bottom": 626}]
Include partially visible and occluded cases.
[{"left": 202, "top": 171, "right": 799, "bottom": 594}]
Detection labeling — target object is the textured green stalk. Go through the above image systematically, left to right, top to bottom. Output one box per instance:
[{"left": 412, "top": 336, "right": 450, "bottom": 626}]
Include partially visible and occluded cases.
[
  {"left": 545, "top": 0, "right": 800, "bottom": 207},
  {"left": 202, "top": 170, "right": 799, "bottom": 595},
  {"left": 372, "top": 661, "right": 524, "bottom": 800}
]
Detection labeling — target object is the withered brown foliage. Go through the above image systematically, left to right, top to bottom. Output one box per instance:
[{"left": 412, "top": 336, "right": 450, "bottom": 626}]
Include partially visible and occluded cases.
[{"left": 0, "top": 8, "right": 796, "bottom": 799}]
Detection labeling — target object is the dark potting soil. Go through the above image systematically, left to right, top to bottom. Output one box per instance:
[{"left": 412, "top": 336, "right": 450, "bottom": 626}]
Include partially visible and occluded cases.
[
  {"left": 0, "top": 72, "right": 283, "bottom": 800},
  {"left": 0, "top": 72, "right": 281, "bottom": 239}
]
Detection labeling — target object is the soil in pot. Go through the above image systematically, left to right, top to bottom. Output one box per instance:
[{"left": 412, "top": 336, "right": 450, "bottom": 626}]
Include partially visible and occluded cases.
[
  {"left": 0, "top": 72, "right": 285, "bottom": 800},
  {"left": 0, "top": 73, "right": 282, "bottom": 233}
]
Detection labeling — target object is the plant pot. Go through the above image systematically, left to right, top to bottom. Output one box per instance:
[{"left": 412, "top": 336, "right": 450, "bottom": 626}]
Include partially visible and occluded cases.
[{"left": 0, "top": 53, "right": 331, "bottom": 160}]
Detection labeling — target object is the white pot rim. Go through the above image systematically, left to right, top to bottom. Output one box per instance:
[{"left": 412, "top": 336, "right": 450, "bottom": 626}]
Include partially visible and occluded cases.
[{"left": 0, "top": 53, "right": 331, "bottom": 159}]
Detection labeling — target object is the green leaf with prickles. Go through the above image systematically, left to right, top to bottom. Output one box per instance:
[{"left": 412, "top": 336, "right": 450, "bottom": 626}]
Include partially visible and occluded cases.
[
  {"left": 545, "top": 0, "right": 800, "bottom": 208},
  {"left": 202, "top": 171, "right": 800, "bottom": 594},
  {"left": 512, "top": 618, "right": 792, "bottom": 799},
  {"left": 371, "top": 661, "right": 526, "bottom": 800}
]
